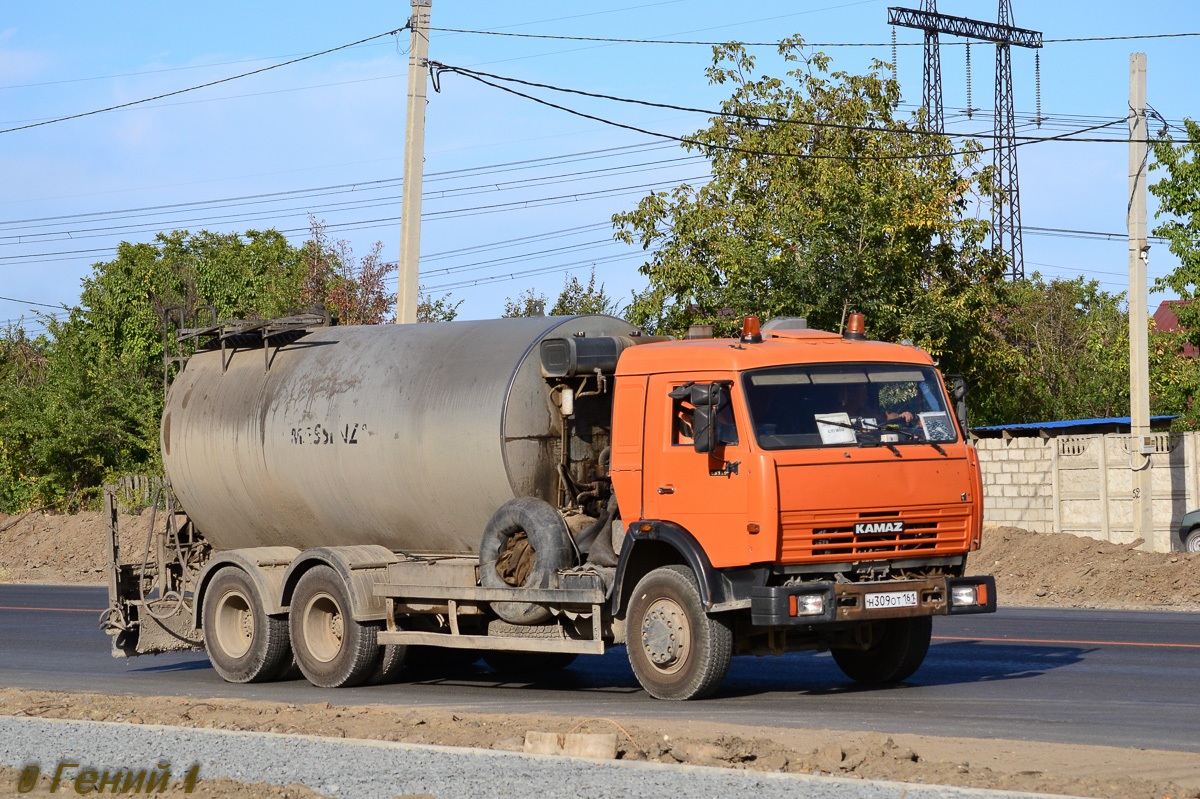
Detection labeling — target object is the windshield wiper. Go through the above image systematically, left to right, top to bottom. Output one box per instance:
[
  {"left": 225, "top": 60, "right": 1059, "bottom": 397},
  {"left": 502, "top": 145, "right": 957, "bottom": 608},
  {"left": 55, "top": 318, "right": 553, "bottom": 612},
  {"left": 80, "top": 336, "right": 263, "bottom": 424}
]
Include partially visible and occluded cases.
[
  {"left": 822, "top": 418, "right": 948, "bottom": 456},
  {"left": 817, "top": 419, "right": 901, "bottom": 456},
  {"left": 877, "top": 424, "right": 947, "bottom": 455}
]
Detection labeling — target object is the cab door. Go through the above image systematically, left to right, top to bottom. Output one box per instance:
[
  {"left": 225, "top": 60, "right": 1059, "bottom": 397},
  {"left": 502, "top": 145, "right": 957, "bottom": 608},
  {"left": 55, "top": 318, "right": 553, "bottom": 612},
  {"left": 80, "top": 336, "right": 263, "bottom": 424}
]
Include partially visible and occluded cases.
[{"left": 642, "top": 373, "right": 752, "bottom": 568}]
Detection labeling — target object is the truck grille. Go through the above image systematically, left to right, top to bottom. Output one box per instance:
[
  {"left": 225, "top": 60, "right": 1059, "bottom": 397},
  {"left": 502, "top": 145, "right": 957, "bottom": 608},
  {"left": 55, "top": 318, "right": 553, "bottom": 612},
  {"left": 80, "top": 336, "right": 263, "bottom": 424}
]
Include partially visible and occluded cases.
[{"left": 779, "top": 504, "right": 971, "bottom": 563}]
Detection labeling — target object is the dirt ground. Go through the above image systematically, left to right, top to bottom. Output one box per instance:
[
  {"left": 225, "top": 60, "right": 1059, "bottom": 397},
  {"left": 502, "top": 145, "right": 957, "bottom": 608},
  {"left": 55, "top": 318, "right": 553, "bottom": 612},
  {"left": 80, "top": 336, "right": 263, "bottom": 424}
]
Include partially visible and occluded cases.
[
  {"left": 0, "top": 508, "right": 147, "bottom": 585},
  {"left": 3, "top": 510, "right": 1199, "bottom": 610},
  {"left": 1, "top": 513, "right": 1199, "bottom": 798},
  {"left": 976, "top": 525, "right": 1200, "bottom": 611},
  {"left": 0, "top": 687, "right": 1195, "bottom": 799}
]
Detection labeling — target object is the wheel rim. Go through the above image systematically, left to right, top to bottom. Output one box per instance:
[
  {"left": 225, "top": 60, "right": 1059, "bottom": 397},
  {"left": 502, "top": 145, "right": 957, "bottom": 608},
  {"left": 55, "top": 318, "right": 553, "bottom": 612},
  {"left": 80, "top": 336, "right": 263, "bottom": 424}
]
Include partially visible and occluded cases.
[
  {"left": 1188, "top": 534, "right": 1200, "bottom": 552},
  {"left": 213, "top": 588, "right": 254, "bottom": 660},
  {"left": 302, "top": 591, "right": 345, "bottom": 663},
  {"left": 640, "top": 597, "right": 690, "bottom": 675}
]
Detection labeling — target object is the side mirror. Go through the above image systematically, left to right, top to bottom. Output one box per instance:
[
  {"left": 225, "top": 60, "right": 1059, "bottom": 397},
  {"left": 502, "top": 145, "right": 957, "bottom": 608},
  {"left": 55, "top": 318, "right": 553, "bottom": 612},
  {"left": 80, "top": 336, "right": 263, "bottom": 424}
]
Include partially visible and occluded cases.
[
  {"left": 947, "top": 375, "right": 969, "bottom": 435},
  {"left": 669, "top": 381, "right": 731, "bottom": 454},
  {"left": 691, "top": 384, "right": 727, "bottom": 454},
  {"left": 693, "top": 404, "right": 716, "bottom": 454}
]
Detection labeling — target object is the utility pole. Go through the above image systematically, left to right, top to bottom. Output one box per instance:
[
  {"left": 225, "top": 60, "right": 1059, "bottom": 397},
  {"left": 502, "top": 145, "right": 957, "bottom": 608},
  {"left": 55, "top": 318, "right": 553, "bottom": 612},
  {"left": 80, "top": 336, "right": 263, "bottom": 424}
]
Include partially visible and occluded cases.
[
  {"left": 397, "top": 0, "right": 432, "bottom": 324},
  {"left": 1128, "top": 52, "right": 1155, "bottom": 549}
]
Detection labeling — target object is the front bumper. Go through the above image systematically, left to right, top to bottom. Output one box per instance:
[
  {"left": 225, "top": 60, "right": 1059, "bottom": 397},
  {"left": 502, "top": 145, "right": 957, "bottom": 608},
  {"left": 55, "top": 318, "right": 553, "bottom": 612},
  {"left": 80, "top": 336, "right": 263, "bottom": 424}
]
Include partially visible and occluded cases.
[{"left": 750, "top": 575, "right": 996, "bottom": 626}]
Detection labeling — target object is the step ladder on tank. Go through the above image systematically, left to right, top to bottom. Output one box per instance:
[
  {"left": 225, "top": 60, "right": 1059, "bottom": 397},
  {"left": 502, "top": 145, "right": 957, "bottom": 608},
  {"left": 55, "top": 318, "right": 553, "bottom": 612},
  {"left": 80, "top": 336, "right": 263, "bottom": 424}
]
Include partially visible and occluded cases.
[{"left": 162, "top": 305, "right": 335, "bottom": 388}]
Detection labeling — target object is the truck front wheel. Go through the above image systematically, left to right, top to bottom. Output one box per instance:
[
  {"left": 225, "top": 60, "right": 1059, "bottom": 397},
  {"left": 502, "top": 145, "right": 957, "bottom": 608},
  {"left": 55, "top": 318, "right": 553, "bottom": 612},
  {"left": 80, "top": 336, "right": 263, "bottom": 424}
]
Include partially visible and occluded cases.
[
  {"left": 289, "top": 565, "right": 383, "bottom": 688},
  {"left": 626, "top": 565, "right": 732, "bottom": 700},
  {"left": 202, "top": 567, "right": 293, "bottom": 683},
  {"left": 831, "top": 616, "right": 932, "bottom": 685}
]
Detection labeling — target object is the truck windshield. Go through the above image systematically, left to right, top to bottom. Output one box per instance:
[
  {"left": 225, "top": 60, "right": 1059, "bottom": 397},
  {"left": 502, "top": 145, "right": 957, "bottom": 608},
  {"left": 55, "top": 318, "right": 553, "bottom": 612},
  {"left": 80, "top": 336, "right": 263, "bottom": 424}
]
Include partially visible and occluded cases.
[{"left": 741, "top": 363, "right": 957, "bottom": 450}]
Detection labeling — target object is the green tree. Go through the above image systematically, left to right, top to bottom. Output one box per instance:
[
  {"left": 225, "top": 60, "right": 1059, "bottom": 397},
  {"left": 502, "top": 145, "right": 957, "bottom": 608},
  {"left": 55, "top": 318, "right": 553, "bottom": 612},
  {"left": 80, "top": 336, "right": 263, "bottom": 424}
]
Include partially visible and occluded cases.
[
  {"left": 613, "top": 40, "right": 1004, "bottom": 381},
  {"left": 1146, "top": 116, "right": 1200, "bottom": 428},
  {"left": 1149, "top": 118, "right": 1200, "bottom": 348},
  {"left": 300, "top": 216, "right": 396, "bottom": 325},
  {"left": 0, "top": 228, "right": 307, "bottom": 510},
  {"left": 549, "top": 268, "right": 619, "bottom": 316},
  {"left": 973, "top": 276, "right": 1129, "bottom": 425},
  {"left": 417, "top": 287, "right": 463, "bottom": 323},
  {"left": 502, "top": 288, "right": 547, "bottom": 318},
  {"left": 1149, "top": 327, "right": 1200, "bottom": 427}
]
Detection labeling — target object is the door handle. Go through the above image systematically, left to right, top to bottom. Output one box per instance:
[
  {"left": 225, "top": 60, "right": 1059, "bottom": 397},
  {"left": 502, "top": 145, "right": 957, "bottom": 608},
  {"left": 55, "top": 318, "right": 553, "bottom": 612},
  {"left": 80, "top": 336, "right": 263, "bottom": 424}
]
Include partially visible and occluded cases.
[{"left": 657, "top": 487, "right": 674, "bottom": 494}]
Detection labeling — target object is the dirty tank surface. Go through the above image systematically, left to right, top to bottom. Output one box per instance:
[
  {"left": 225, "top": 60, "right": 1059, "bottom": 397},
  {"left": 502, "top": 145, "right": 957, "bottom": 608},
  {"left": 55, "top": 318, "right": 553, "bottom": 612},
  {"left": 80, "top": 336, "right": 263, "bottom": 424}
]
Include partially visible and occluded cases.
[{"left": 161, "top": 316, "right": 639, "bottom": 555}]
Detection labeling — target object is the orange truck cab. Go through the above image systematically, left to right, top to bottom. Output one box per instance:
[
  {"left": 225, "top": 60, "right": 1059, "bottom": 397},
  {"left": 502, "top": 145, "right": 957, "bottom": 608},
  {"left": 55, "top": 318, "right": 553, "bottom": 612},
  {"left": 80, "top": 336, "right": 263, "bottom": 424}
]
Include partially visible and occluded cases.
[{"left": 597, "top": 315, "right": 995, "bottom": 698}]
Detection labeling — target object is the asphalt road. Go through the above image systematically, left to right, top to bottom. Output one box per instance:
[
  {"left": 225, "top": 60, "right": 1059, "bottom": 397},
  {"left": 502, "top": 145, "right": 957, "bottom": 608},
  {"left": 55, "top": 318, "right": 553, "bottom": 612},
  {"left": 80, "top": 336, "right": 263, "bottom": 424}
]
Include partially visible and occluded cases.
[{"left": 2, "top": 584, "right": 1197, "bottom": 753}]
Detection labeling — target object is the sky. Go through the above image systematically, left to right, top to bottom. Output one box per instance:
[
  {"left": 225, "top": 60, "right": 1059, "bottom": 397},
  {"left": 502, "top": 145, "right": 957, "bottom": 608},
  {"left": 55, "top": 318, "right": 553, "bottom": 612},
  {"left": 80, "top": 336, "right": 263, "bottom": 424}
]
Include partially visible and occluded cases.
[{"left": 1, "top": 0, "right": 1198, "bottom": 332}]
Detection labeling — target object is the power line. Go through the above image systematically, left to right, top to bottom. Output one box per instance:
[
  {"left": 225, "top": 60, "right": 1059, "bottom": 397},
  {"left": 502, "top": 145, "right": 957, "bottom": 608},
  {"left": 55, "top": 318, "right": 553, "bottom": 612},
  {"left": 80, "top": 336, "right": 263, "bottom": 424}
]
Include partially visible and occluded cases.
[
  {"left": 0, "top": 2, "right": 688, "bottom": 93},
  {"left": 428, "top": 26, "right": 1200, "bottom": 47},
  {"left": 0, "top": 27, "right": 407, "bottom": 135},
  {"left": 0, "top": 53, "right": 325, "bottom": 92},
  {"left": 431, "top": 62, "right": 1135, "bottom": 160},
  {"left": 432, "top": 63, "right": 963, "bottom": 161},
  {"left": 434, "top": 63, "right": 1187, "bottom": 145},
  {"left": 1, "top": 72, "right": 411, "bottom": 128},
  {"left": 0, "top": 101, "right": 1162, "bottom": 238},
  {"left": 0, "top": 142, "right": 676, "bottom": 229},
  {"left": 0, "top": 155, "right": 702, "bottom": 244},
  {"left": 0, "top": 177, "right": 707, "bottom": 267},
  {"left": 422, "top": 222, "right": 611, "bottom": 262},
  {"left": 1024, "top": 225, "right": 1169, "bottom": 244},
  {"left": 400, "top": 239, "right": 621, "bottom": 280},
  {"left": 423, "top": 250, "right": 652, "bottom": 292},
  {"left": 0, "top": 294, "right": 64, "bottom": 309}
]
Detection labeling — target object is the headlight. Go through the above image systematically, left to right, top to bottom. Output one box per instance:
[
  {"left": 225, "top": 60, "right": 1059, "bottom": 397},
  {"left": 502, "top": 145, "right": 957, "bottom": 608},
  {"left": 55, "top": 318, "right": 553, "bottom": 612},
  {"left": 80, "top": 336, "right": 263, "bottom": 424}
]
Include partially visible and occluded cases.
[
  {"left": 951, "top": 585, "right": 979, "bottom": 606},
  {"left": 790, "top": 594, "right": 826, "bottom": 616}
]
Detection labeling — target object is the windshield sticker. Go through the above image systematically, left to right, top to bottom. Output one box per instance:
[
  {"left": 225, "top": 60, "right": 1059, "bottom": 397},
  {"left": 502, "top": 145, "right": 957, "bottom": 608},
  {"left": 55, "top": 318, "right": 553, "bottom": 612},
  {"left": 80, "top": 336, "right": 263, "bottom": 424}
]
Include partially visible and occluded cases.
[
  {"left": 815, "top": 412, "right": 857, "bottom": 445},
  {"left": 919, "top": 412, "right": 955, "bottom": 442}
]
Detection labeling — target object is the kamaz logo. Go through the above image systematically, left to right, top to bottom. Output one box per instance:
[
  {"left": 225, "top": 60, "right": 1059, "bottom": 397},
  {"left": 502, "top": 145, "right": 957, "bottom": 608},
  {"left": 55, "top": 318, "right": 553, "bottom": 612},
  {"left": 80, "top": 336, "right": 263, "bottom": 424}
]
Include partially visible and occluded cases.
[{"left": 855, "top": 521, "right": 905, "bottom": 535}]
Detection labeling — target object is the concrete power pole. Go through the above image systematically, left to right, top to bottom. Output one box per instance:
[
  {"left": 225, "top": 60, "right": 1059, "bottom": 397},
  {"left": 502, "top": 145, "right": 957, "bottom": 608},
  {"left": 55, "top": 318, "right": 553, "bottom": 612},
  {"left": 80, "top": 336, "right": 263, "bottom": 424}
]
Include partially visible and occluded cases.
[
  {"left": 397, "top": 0, "right": 432, "bottom": 324},
  {"left": 1128, "top": 52, "right": 1156, "bottom": 549}
]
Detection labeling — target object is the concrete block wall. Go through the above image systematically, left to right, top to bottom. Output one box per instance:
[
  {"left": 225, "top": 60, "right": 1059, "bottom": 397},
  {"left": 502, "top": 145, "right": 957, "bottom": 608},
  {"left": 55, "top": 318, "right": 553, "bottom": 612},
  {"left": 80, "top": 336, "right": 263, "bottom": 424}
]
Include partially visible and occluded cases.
[
  {"left": 975, "top": 431, "right": 1199, "bottom": 551},
  {"left": 974, "top": 437, "right": 1055, "bottom": 533}
]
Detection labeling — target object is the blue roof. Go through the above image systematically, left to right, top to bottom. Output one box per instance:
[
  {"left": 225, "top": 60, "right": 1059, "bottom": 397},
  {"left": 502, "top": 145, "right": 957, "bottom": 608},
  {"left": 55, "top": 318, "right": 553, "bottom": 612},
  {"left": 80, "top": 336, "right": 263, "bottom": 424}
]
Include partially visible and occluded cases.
[{"left": 973, "top": 415, "right": 1178, "bottom": 432}]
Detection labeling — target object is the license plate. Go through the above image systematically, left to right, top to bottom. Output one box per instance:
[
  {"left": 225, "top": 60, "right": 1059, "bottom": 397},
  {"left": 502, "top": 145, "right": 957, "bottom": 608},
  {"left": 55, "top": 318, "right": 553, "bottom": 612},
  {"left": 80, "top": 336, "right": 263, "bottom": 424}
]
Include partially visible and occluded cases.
[{"left": 864, "top": 590, "right": 919, "bottom": 610}]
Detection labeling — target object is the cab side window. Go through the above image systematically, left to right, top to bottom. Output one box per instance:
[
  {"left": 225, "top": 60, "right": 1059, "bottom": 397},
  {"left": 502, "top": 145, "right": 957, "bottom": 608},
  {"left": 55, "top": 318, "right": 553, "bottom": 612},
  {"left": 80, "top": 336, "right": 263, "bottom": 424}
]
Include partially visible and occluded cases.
[
  {"left": 672, "top": 397, "right": 695, "bottom": 446},
  {"left": 715, "top": 400, "right": 739, "bottom": 446}
]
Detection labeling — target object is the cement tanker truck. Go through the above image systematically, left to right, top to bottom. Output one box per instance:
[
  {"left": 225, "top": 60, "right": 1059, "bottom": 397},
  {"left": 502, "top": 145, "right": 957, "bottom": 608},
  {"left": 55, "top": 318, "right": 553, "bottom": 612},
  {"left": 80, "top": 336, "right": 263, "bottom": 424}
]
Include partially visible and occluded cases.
[{"left": 102, "top": 311, "right": 995, "bottom": 700}]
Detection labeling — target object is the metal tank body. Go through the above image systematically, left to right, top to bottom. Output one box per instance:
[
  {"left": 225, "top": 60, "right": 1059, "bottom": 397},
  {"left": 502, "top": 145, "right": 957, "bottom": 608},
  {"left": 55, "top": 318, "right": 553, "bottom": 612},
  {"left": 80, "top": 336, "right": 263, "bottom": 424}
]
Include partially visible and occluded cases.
[{"left": 162, "top": 315, "right": 639, "bottom": 555}]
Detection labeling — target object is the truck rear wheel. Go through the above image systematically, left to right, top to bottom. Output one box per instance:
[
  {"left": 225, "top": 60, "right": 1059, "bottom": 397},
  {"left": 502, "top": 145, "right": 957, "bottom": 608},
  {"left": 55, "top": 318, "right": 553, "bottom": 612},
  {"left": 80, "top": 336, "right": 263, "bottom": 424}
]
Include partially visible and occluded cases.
[
  {"left": 289, "top": 565, "right": 383, "bottom": 688},
  {"left": 626, "top": 565, "right": 732, "bottom": 700},
  {"left": 202, "top": 567, "right": 293, "bottom": 684},
  {"left": 831, "top": 616, "right": 932, "bottom": 685},
  {"left": 367, "top": 644, "right": 407, "bottom": 685},
  {"left": 483, "top": 652, "right": 577, "bottom": 676}
]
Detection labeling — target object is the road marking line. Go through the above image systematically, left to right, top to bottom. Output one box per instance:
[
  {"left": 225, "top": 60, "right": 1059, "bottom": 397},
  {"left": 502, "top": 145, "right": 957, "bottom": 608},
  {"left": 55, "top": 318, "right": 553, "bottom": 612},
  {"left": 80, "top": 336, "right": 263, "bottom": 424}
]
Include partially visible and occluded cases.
[
  {"left": 0, "top": 606, "right": 103, "bottom": 613},
  {"left": 934, "top": 635, "right": 1200, "bottom": 649}
]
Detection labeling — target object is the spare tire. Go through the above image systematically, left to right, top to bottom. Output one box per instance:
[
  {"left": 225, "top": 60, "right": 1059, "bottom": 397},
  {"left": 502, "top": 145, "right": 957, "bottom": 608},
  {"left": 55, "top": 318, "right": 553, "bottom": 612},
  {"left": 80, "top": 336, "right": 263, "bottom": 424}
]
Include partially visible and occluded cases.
[{"left": 480, "top": 498, "right": 573, "bottom": 625}]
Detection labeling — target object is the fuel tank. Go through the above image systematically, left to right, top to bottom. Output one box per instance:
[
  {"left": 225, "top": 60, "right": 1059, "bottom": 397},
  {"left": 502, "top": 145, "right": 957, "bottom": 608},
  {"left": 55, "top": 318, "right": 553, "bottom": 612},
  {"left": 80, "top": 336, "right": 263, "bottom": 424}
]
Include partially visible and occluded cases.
[{"left": 162, "top": 315, "right": 640, "bottom": 554}]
